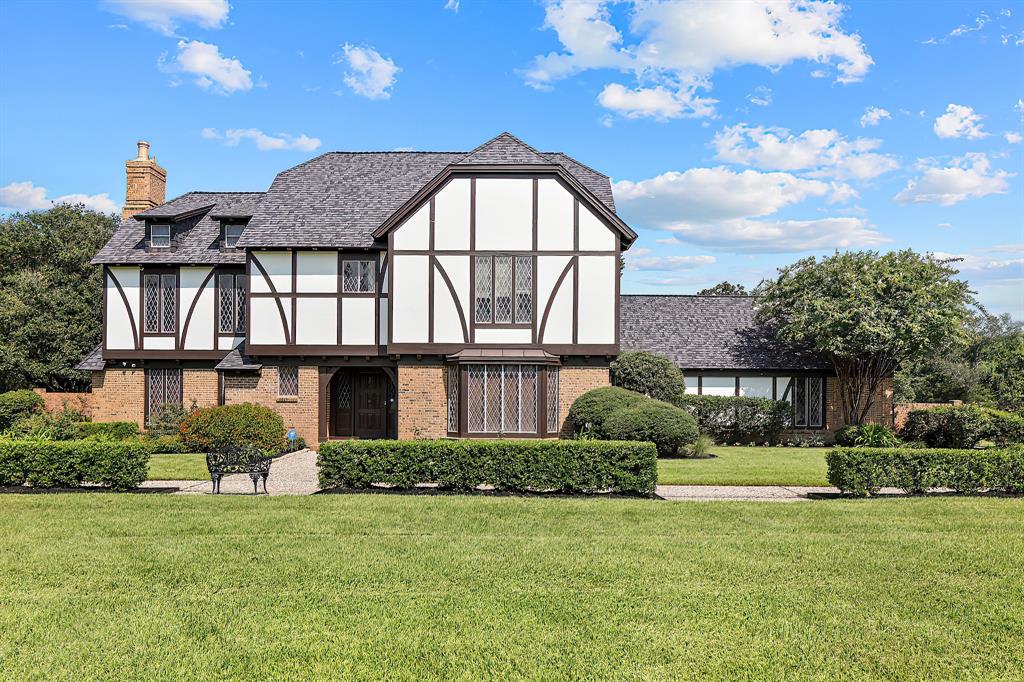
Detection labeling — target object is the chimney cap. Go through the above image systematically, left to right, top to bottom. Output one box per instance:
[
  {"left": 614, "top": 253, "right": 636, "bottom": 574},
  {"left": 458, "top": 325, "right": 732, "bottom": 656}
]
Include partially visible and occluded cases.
[{"left": 136, "top": 140, "right": 150, "bottom": 160}]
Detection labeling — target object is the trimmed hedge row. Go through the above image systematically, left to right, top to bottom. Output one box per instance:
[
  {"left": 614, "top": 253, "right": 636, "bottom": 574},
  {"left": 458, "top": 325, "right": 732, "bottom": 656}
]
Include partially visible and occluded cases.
[
  {"left": 676, "top": 394, "right": 791, "bottom": 444},
  {"left": 900, "top": 404, "right": 1024, "bottom": 448},
  {"left": 76, "top": 421, "right": 141, "bottom": 440},
  {"left": 0, "top": 439, "right": 150, "bottom": 490},
  {"left": 318, "top": 439, "right": 658, "bottom": 495},
  {"left": 826, "top": 446, "right": 1024, "bottom": 497}
]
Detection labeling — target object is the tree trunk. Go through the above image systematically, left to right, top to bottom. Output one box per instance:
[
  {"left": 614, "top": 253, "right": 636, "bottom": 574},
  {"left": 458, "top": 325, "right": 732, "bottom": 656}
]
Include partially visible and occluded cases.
[{"left": 832, "top": 356, "right": 894, "bottom": 425}]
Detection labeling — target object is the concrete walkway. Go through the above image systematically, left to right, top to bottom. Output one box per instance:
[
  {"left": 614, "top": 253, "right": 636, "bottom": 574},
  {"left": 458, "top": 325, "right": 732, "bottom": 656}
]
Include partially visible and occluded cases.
[
  {"left": 139, "top": 449, "right": 320, "bottom": 496},
  {"left": 655, "top": 485, "right": 841, "bottom": 502}
]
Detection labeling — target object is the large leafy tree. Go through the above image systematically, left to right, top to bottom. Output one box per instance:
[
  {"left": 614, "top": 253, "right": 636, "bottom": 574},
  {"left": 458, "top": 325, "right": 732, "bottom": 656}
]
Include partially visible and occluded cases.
[
  {"left": 0, "top": 204, "right": 116, "bottom": 392},
  {"left": 755, "top": 250, "right": 974, "bottom": 425},
  {"left": 697, "top": 281, "right": 748, "bottom": 296}
]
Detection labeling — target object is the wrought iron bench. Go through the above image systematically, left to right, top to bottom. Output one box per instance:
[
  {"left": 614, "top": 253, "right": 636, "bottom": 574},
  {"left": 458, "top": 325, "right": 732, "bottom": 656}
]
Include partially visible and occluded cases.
[{"left": 206, "top": 446, "right": 273, "bottom": 494}]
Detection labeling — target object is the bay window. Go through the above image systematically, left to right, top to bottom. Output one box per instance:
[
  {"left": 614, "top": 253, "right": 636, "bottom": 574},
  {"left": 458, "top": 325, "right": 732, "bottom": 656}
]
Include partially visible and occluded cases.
[{"left": 447, "top": 363, "right": 559, "bottom": 436}]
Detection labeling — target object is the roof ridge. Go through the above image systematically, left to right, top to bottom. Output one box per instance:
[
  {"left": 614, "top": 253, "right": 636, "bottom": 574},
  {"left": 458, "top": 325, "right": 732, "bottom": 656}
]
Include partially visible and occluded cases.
[
  {"left": 458, "top": 132, "right": 551, "bottom": 165},
  {"left": 543, "top": 151, "right": 610, "bottom": 180}
]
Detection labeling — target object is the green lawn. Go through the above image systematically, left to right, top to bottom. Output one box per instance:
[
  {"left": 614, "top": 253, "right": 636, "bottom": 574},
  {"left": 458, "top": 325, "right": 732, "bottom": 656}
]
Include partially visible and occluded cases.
[
  {"left": 659, "top": 445, "right": 830, "bottom": 486},
  {"left": 148, "top": 453, "right": 208, "bottom": 480},
  {"left": 1, "top": 494, "right": 1022, "bottom": 679}
]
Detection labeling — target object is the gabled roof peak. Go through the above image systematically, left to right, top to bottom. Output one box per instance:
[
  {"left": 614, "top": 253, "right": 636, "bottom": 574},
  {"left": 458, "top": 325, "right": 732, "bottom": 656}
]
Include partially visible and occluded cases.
[{"left": 457, "top": 132, "right": 551, "bottom": 166}]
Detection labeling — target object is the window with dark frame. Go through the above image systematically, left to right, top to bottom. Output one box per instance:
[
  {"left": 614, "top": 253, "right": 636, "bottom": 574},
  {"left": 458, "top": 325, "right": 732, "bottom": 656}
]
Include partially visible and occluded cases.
[
  {"left": 223, "top": 223, "right": 244, "bottom": 248},
  {"left": 150, "top": 224, "right": 171, "bottom": 248},
  {"left": 474, "top": 255, "right": 533, "bottom": 325},
  {"left": 342, "top": 259, "right": 375, "bottom": 293},
  {"left": 143, "top": 272, "right": 177, "bottom": 334},
  {"left": 218, "top": 273, "right": 246, "bottom": 334},
  {"left": 464, "top": 364, "right": 541, "bottom": 434},
  {"left": 278, "top": 366, "right": 299, "bottom": 397},
  {"left": 146, "top": 368, "right": 182, "bottom": 423},
  {"left": 788, "top": 376, "right": 824, "bottom": 429}
]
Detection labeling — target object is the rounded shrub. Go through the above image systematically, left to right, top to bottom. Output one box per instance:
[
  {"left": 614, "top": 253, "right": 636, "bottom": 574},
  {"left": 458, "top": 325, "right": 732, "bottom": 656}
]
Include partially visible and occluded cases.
[
  {"left": 610, "top": 351, "right": 686, "bottom": 403},
  {"left": 567, "top": 386, "right": 646, "bottom": 437},
  {"left": 0, "top": 389, "right": 44, "bottom": 431},
  {"left": 602, "top": 400, "right": 699, "bottom": 457},
  {"left": 179, "top": 403, "right": 286, "bottom": 454},
  {"left": 900, "top": 405, "right": 988, "bottom": 448},
  {"left": 980, "top": 408, "right": 1024, "bottom": 446},
  {"left": 834, "top": 425, "right": 860, "bottom": 447}
]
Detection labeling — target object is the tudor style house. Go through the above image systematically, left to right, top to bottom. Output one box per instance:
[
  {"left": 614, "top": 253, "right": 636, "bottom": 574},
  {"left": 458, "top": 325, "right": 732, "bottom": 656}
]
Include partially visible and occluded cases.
[{"left": 81, "top": 134, "right": 634, "bottom": 445}]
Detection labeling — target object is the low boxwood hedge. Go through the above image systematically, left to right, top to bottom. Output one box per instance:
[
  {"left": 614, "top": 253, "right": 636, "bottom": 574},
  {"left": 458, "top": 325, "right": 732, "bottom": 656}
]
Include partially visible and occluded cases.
[
  {"left": 76, "top": 421, "right": 141, "bottom": 440},
  {"left": 0, "top": 438, "right": 150, "bottom": 490},
  {"left": 318, "top": 439, "right": 658, "bottom": 495},
  {"left": 826, "top": 446, "right": 1024, "bottom": 497}
]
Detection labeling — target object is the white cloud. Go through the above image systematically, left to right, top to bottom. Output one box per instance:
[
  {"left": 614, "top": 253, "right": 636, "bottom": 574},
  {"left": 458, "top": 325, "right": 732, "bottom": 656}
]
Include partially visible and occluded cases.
[
  {"left": 102, "top": 0, "right": 228, "bottom": 35},
  {"left": 444, "top": 0, "right": 460, "bottom": 12},
  {"left": 524, "top": 0, "right": 873, "bottom": 120},
  {"left": 923, "top": 11, "right": 991, "bottom": 44},
  {"left": 161, "top": 40, "right": 253, "bottom": 94},
  {"left": 336, "top": 44, "right": 400, "bottom": 100},
  {"left": 596, "top": 83, "right": 715, "bottom": 120},
  {"left": 746, "top": 86, "right": 772, "bottom": 107},
  {"left": 934, "top": 103, "right": 989, "bottom": 139},
  {"left": 860, "top": 106, "right": 891, "bottom": 127},
  {"left": 711, "top": 123, "right": 899, "bottom": 180},
  {"left": 202, "top": 128, "right": 321, "bottom": 151},
  {"left": 1005, "top": 131, "right": 1023, "bottom": 144},
  {"left": 894, "top": 153, "right": 1012, "bottom": 206},
  {"left": 612, "top": 166, "right": 886, "bottom": 253},
  {"left": 0, "top": 181, "right": 118, "bottom": 214},
  {"left": 827, "top": 181, "right": 860, "bottom": 204},
  {"left": 937, "top": 222, "right": 953, "bottom": 229},
  {"left": 931, "top": 251, "right": 1024, "bottom": 282},
  {"left": 624, "top": 253, "right": 717, "bottom": 271}
]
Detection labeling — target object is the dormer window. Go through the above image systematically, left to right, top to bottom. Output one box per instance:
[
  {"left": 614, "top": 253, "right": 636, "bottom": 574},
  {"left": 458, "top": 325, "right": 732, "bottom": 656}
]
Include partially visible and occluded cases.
[
  {"left": 223, "top": 223, "right": 244, "bottom": 248},
  {"left": 150, "top": 224, "right": 171, "bottom": 248}
]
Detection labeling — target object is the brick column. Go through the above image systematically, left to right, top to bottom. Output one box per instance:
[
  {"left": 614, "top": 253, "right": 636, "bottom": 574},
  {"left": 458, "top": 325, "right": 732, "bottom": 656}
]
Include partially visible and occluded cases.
[
  {"left": 397, "top": 361, "right": 447, "bottom": 440},
  {"left": 556, "top": 365, "right": 611, "bottom": 437}
]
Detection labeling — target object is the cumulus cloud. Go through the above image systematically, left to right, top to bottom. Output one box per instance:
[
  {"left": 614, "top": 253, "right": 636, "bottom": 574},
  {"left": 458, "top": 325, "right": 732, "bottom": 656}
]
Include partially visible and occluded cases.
[
  {"left": 102, "top": 0, "right": 229, "bottom": 36},
  {"left": 524, "top": 0, "right": 873, "bottom": 120},
  {"left": 160, "top": 40, "right": 253, "bottom": 94},
  {"left": 336, "top": 44, "right": 400, "bottom": 100},
  {"left": 597, "top": 83, "right": 715, "bottom": 120},
  {"left": 746, "top": 86, "right": 773, "bottom": 107},
  {"left": 934, "top": 103, "right": 989, "bottom": 139},
  {"left": 860, "top": 106, "right": 891, "bottom": 127},
  {"left": 711, "top": 123, "right": 900, "bottom": 180},
  {"left": 201, "top": 128, "right": 321, "bottom": 151},
  {"left": 1004, "top": 131, "right": 1023, "bottom": 144},
  {"left": 894, "top": 153, "right": 1012, "bottom": 206},
  {"left": 613, "top": 167, "right": 886, "bottom": 253},
  {"left": 0, "top": 181, "right": 118, "bottom": 214},
  {"left": 623, "top": 249, "right": 717, "bottom": 271},
  {"left": 931, "top": 250, "right": 1023, "bottom": 282}
]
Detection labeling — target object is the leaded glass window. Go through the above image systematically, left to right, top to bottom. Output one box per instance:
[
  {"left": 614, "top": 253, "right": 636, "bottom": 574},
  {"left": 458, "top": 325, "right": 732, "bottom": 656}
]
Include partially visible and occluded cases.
[
  {"left": 474, "top": 255, "right": 533, "bottom": 324},
  {"left": 342, "top": 260, "right": 375, "bottom": 293},
  {"left": 143, "top": 272, "right": 176, "bottom": 334},
  {"left": 218, "top": 273, "right": 245, "bottom": 334},
  {"left": 465, "top": 364, "right": 540, "bottom": 434},
  {"left": 445, "top": 365, "right": 459, "bottom": 433},
  {"left": 278, "top": 366, "right": 299, "bottom": 397},
  {"left": 546, "top": 366, "right": 560, "bottom": 433},
  {"left": 146, "top": 368, "right": 181, "bottom": 423},
  {"left": 790, "top": 377, "right": 825, "bottom": 428}
]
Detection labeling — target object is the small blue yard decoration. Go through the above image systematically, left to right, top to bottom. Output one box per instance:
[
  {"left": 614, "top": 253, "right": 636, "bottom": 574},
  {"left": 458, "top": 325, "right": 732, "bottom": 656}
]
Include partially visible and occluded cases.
[{"left": 287, "top": 427, "right": 297, "bottom": 443}]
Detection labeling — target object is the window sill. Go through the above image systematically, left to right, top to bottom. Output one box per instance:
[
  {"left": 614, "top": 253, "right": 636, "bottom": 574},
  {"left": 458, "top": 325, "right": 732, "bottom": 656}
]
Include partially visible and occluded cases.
[{"left": 276, "top": 396, "right": 299, "bottom": 403}]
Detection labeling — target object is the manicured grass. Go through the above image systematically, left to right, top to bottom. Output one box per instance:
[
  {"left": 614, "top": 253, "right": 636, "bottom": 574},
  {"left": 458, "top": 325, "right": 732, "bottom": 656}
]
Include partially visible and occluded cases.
[
  {"left": 659, "top": 445, "right": 830, "bottom": 486},
  {"left": 147, "top": 453, "right": 208, "bottom": 480},
  {"left": 2, "top": 494, "right": 1022, "bottom": 679}
]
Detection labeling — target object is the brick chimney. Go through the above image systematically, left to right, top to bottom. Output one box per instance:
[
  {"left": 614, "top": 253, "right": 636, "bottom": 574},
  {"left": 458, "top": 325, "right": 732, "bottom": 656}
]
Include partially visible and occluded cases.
[{"left": 122, "top": 140, "right": 166, "bottom": 221}]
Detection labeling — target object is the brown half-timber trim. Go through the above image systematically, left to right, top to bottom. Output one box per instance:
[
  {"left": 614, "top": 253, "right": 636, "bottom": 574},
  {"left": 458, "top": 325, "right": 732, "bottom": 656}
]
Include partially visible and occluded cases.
[
  {"left": 290, "top": 251, "right": 297, "bottom": 349},
  {"left": 250, "top": 252, "right": 292, "bottom": 345},
  {"left": 430, "top": 256, "right": 469, "bottom": 342},
  {"left": 537, "top": 257, "right": 575, "bottom": 343},
  {"left": 103, "top": 266, "right": 140, "bottom": 351},
  {"left": 179, "top": 267, "right": 217, "bottom": 350}
]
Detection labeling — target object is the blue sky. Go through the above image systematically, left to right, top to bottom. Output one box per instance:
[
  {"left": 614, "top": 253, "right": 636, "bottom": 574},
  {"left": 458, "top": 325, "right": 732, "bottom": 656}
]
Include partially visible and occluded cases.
[{"left": 1, "top": 0, "right": 1021, "bottom": 317}]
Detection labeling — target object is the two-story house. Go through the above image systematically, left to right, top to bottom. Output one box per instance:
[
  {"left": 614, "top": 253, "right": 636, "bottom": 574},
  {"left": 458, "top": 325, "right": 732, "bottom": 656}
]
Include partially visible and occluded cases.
[{"left": 81, "top": 134, "right": 635, "bottom": 445}]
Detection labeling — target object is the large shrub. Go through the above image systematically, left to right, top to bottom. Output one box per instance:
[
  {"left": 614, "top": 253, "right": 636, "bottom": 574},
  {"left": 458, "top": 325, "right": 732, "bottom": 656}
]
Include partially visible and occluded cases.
[
  {"left": 610, "top": 351, "right": 686, "bottom": 403},
  {"left": 567, "top": 387, "right": 646, "bottom": 437},
  {"left": 0, "top": 389, "right": 44, "bottom": 430},
  {"left": 676, "top": 394, "right": 791, "bottom": 444},
  {"left": 602, "top": 400, "right": 698, "bottom": 457},
  {"left": 148, "top": 402, "right": 192, "bottom": 436},
  {"left": 179, "top": 403, "right": 285, "bottom": 454},
  {"left": 900, "top": 405, "right": 988, "bottom": 448},
  {"left": 3, "top": 408, "right": 81, "bottom": 441},
  {"left": 980, "top": 408, "right": 1024, "bottom": 446},
  {"left": 76, "top": 421, "right": 141, "bottom": 440},
  {"left": 0, "top": 439, "right": 150, "bottom": 490},
  {"left": 318, "top": 439, "right": 658, "bottom": 495},
  {"left": 827, "top": 446, "right": 1024, "bottom": 496}
]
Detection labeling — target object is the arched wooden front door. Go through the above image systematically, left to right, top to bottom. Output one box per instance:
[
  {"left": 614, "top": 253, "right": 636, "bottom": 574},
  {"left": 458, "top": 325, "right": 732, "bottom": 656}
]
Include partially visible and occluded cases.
[{"left": 330, "top": 368, "right": 394, "bottom": 439}]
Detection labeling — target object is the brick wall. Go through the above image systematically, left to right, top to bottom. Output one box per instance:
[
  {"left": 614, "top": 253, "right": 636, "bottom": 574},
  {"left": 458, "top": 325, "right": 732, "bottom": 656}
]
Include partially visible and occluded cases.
[
  {"left": 396, "top": 361, "right": 447, "bottom": 440},
  {"left": 222, "top": 365, "right": 320, "bottom": 447},
  {"left": 557, "top": 365, "right": 611, "bottom": 437},
  {"left": 90, "top": 369, "right": 146, "bottom": 427},
  {"left": 183, "top": 369, "right": 218, "bottom": 410},
  {"left": 783, "top": 377, "right": 894, "bottom": 442},
  {"left": 33, "top": 388, "right": 94, "bottom": 417},
  {"left": 893, "top": 400, "right": 961, "bottom": 431}
]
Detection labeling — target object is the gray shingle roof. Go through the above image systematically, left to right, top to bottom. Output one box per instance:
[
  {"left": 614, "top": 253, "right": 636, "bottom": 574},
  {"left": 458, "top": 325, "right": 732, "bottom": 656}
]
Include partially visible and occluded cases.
[
  {"left": 458, "top": 132, "right": 552, "bottom": 165},
  {"left": 92, "top": 192, "right": 261, "bottom": 265},
  {"left": 619, "top": 295, "right": 830, "bottom": 371},
  {"left": 74, "top": 344, "right": 105, "bottom": 371},
  {"left": 215, "top": 344, "right": 262, "bottom": 371}
]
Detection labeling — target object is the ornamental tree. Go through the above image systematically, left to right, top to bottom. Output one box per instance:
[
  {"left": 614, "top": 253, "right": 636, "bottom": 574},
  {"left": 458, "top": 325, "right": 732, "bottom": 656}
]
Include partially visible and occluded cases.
[{"left": 754, "top": 250, "right": 974, "bottom": 425}]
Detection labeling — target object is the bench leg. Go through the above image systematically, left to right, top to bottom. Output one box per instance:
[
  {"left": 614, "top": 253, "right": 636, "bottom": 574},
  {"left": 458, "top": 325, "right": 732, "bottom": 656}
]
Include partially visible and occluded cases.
[
  {"left": 262, "top": 472, "right": 269, "bottom": 495},
  {"left": 250, "top": 473, "right": 259, "bottom": 495},
  {"left": 211, "top": 474, "right": 220, "bottom": 494}
]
